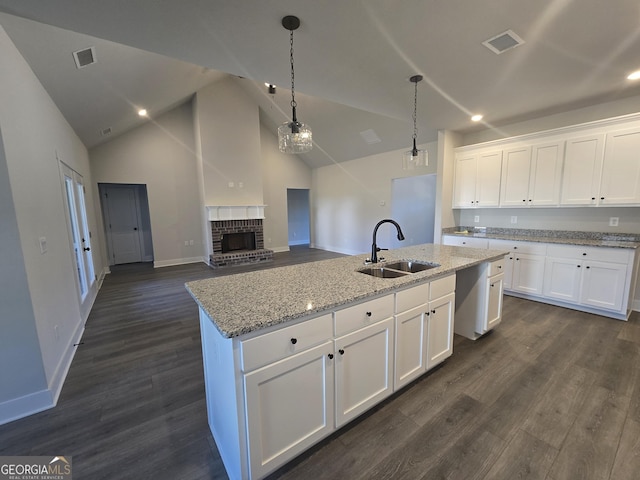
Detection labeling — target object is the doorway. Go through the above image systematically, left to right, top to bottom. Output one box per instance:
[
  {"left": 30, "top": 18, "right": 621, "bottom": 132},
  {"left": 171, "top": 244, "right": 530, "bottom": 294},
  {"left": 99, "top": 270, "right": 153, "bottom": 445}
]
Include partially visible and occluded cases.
[
  {"left": 390, "top": 174, "right": 436, "bottom": 248},
  {"left": 99, "top": 183, "right": 153, "bottom": 265},
  {"left": 287, "top": 188, "right": 310, "bottom": 246}
]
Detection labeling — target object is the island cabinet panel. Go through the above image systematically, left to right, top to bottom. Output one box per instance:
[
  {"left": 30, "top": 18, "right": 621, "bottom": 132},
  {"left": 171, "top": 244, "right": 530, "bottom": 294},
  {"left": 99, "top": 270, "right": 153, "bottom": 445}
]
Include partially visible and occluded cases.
[
  {"left": 600, "top": 127, "right": 640, "bottom": 205},
  {"left": 560, "top": 134, "right": 605, "bottom": 205},
  {"left": 580, "top": 260, "right": 628, "bottom": 311},
  {"left": 426, "top": 292, "right": 455, "bottom": 370},
  {"left": 334, "top": 294, "right": 394, "bottom": 336},
  {"left": 394, "top": 305, "right": 427, "bottom": 389},
  {"left": 240, "top": 313, "right": 333, "bottom": 371},
  {"left": 334, "top": 317, "right": 394, "bottom": 427},
  {"left": 244, "top": 341, "right": 335, "bottom": 479}
]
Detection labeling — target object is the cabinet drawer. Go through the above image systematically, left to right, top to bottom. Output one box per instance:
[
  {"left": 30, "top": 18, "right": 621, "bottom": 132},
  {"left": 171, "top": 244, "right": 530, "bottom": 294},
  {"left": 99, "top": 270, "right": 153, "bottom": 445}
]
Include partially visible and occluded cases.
[
  {"left": 488, "top": 239, "right": 547, "bottom": 255},
  {"left": 547, "top": 244, "right": 631, "bottom": 264},
  {"left": 488, "top": 257, "right": 506, "bottom": 277},
  {"left": 430, "top": 274, "right": 456, "bottom": 300},
  {"left": 395, "top": 283, "right": 429, "bottom": 313},
  {"left": 334, "top": 295, "right": 394, "bottom": 336},
  {"left": 240, "top": 313, "right": 333, "bottom": 372}
]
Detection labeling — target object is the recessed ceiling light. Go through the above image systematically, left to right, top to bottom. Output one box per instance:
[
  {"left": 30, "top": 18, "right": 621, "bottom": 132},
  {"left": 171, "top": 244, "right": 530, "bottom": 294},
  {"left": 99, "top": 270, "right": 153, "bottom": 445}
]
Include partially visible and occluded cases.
[
  {"left": 627, "top": 70, "right": 640, "bottom": 80},
  {"left": 138, "top": 109, "right": 148, "bottom": 117},
  {"left": 471, "top": 114, "right": 483, "bottom": 122}
]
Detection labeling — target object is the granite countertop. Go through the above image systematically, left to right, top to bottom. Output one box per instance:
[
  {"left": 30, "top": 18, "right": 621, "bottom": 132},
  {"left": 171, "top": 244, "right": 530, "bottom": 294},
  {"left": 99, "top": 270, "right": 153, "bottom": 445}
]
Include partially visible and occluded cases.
[
  {"left": 442, "top": 227, "right": 640, "bottom": 249},
  {"left": 185, "top": 243, "right": 507, "bottom": 339}
]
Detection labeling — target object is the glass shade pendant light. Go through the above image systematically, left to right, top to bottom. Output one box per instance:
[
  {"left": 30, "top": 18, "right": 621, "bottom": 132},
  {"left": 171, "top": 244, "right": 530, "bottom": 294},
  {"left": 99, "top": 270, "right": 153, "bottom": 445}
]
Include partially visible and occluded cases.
[
  {"left": 278, "top": 15, "right": 313, "bottom": 154},
  {"left": 403, "top": 75, "right": 428, "bottom": 169}
]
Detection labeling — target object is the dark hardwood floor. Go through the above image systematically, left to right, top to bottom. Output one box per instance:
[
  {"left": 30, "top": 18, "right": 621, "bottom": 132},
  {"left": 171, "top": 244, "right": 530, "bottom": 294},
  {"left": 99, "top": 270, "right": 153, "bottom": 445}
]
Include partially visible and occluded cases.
[{"left": 2, "top": 245, "right": 639, "bottom": 480}]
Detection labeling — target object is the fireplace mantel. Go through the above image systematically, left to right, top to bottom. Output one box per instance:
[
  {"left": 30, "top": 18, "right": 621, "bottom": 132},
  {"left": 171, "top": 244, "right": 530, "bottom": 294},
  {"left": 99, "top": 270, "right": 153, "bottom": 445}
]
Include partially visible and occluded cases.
[{"left": 206, "top": 205, "right": 266, "bottom": 221}]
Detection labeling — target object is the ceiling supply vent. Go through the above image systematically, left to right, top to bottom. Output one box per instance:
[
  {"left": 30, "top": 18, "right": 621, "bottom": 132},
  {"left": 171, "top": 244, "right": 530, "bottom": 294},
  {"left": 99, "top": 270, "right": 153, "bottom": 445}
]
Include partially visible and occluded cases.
[
  {"left": 482, "top": 30, "right": 524, "bottom": 54},
  {"left": 72, "top": 47, "right": 96, "bottom": 68},
  {"left": 100, "top": 127, "right": 112, "bottom": 137},
  {"left": 360, "top": 129, "right": 382, "bottom": 145}
]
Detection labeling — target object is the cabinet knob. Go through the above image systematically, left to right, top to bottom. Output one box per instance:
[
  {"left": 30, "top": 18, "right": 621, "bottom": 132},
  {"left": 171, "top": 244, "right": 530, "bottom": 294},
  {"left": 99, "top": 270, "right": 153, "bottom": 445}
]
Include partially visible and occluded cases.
[
  {"left": 591, "top": 197, "right": 596, "bottom": 201},
  {"left": 601, "top": 197, "right": 605, "bottom": 200},
  {"left": 522, "top": 199, "right": 526, "bottom": 202},
  {"left": 528, "top": 199, "right": 532, "bottom": 202},
  {"left": 513, "top": 246, "right": 518, "bottom": 249},
  {"left": 582, "top": 252, "right": 587, "bottom": 256},
  {"left": 509, "top": 257, "right": 513, "bottom": 260},
  {"left": 516, "top": 258, "right": 520, "bottom": 261},
  {"left": 498, "top": 265, "right": 502, "bottom": 269},
  {"left": 577, "top": 265, "right": 581, "bottom": 267},
  {"left": 586, "top": 266, "right": 590, "bottom": 269},
  {"left": 490, "top": 283, "right": 495, "bottom": 287},
  {"left": 431, "top": 309, "right": 436, "bottom": 314},
  {"left": 365, "top": 311, "right": 372, "bottom": 317},
  {"left": 426, "top": 311, "right": 430, "bottom": 316},
  {"left": 290, "top": 338, "right": 298, "bottom": 345},
  {"left": 339, "top": 349, "right": 345, "bottom": 355},
  {"left": 328, "top": 353, "right": 334, "bottom": 360}
]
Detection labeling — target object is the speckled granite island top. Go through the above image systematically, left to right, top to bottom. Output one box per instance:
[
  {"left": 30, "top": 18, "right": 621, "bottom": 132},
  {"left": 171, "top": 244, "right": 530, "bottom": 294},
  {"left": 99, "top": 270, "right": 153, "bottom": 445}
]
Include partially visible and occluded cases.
[{"left": 185, "top": 244, "right": 506, "bottom": 338}]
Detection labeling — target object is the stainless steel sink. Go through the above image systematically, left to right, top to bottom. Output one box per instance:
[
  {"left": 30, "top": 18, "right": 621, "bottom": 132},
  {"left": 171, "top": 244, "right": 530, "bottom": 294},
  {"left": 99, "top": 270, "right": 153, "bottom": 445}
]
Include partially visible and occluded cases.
[
  {"left": 358, "top": 260, "right": 439, "bottom": 278},
  {"left": 383, "top": 260, "right": 438, "bottom": 273},
  {"left": 358, "top": 267, "right": 409, "bottom": 278}
]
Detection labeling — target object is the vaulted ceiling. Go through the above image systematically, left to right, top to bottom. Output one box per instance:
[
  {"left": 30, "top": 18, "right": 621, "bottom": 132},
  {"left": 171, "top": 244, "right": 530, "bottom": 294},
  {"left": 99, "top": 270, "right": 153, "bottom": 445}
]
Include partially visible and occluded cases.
[{"left": 1, "top": 0, "right": 640, "bottom": 168}]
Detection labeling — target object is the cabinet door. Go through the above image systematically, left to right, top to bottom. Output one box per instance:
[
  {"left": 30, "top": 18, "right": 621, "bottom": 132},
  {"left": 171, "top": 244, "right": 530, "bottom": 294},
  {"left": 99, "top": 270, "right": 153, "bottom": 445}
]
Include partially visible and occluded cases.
[
  {"left": 600, "top": 128, "right": 640, "bottom": 205},
  {"left": 560, "top": 134, "right": 604, "bottom": 205},
  {"left": 529, "top": 141, "right": 563, "bottom": 206},
  {"left": 500, "top": 146, "right": 532, "bottom": 206},
  {"left": 476, "top": 150, "right": 503, "bottom": 207},
  {"left": 453, "top": 153, "right": 477, "bottom": 208},
  {"left": 511, "top": 253, "right": 545, "bottom": 295},
  {"left": 543, "top": 257, "right": 582, "bottom": 303},
  {"left": 580, "top": 261, "right": 628, "bottom": 312},
  {"left": 485, "top": 275, "right": 504, "bottom": 332},
  {"left": 426, "top": 292, "right": 455, "bottom": 370},
  {"left": 394, "top": 306, "right": 427, "bottom": 390},
  {"left": 335, "top": 317, "right": 394, "bottom": 427},
  {"left": 244, "top": 342, "right": 335, "bottom": 478}
]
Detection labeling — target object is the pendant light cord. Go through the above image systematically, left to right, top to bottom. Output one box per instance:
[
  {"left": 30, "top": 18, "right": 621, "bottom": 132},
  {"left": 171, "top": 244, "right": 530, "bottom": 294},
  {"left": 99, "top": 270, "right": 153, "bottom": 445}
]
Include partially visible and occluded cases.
[
  {"left": 289, "top": 29, "right": 297, "bottom": 121},
  {"left": 412, "top": 80, "right": 418, "bottom": 142}
]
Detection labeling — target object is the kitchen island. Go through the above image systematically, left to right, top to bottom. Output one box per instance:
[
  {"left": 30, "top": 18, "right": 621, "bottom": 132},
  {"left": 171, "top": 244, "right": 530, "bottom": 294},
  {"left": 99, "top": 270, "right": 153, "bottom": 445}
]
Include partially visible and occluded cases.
[{"left": 186, "top": 244, "right": 507, "bottom": 480}]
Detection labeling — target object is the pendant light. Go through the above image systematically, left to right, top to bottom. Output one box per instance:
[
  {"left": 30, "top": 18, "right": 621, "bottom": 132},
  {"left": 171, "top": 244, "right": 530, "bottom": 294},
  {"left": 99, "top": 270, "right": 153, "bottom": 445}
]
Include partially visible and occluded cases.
[
  {"left": 278, "top": 15, "right": 313, "bottom": 154},
  {"left": 403, "top": 75, "right": 428, "bottom": 169}
]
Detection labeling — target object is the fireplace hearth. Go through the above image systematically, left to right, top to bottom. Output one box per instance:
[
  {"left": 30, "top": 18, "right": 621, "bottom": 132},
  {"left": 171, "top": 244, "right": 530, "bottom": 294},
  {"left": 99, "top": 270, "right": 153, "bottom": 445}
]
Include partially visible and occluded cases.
[{"left": 210, "top": 219, "right": 273, "bottom": 268}]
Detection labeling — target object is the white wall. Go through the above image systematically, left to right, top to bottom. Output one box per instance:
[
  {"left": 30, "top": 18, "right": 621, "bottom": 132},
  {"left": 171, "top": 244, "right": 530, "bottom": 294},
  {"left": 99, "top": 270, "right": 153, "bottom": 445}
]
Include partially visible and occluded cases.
[
  {"left": 0, "top": 26, "right": 104, "bottom": 424},
  {"left": 195, "top": 77, "right": 264, "bottom": 206},
  {"left": 90, "top": 102, "right": 204, "bottom": 267},
  {"left": 260, "top": 122, "right": 312, "bottom": 252},
  {"left": 312, "top": 141, "right": 438, "bottom": 255}
]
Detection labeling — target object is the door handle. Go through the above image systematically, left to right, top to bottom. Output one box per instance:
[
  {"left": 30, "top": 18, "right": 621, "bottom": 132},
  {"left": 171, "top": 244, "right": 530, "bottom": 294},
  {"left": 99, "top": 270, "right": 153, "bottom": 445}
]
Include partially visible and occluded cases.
[
  {"left": 134, "top": 227, "right": 138, "bottom": 231},
  {"left": 83, "top": 247, "right": 91, "bottom": 252}
]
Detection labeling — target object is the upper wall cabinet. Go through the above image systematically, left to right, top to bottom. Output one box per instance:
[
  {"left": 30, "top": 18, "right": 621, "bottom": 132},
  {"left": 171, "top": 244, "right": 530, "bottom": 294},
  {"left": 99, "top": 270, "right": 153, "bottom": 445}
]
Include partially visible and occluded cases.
[
  {"left": 454, "top": 114, "right": 640, "bottom": 209},
  {"left": 600, "top": 127, "right": 640, "bottom": 205},
  {"left": 560, "top": 134, "right": 605, "bottom": 206},
  {"left": 453, "top": 150, "right": 502, "bottom": 208}
]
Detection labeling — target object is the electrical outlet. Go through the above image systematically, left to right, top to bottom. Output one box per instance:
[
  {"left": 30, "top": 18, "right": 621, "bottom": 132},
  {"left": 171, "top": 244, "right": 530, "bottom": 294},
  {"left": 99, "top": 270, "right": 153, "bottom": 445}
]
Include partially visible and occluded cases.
[
  {"left": 228, "top": 181, "right": 234, "bottom": 188},
  {"left": 238, "top": 182, "right": 244, "bottom": 188},
  {"left": 474, "top": 215, "right": 480, "bottom": 223},
  {"left": 511, "top": 216, "right": 518, "bottom": 224},
  {"left": 609, "top": 217, "right": 619, "bottom": 227},
  {"left": 39, "top": 236, "right": 47, "bottom": 254},
  {"left": 184, "top": 240, "right": 189, "bottom": 246},
  {"left": 189, "top": 240, "right": 194, "bottom": 245}
]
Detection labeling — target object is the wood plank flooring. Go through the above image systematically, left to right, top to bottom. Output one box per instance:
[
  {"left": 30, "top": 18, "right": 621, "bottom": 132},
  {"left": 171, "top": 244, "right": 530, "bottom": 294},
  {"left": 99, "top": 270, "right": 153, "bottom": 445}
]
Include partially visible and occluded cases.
[{"left": 1, "top": 245, "right": 639, "bottom": 480}]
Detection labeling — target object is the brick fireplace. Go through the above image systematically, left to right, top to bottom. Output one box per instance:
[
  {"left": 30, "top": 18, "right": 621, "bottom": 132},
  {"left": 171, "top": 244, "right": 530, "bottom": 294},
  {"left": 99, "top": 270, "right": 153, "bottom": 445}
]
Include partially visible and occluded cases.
[{"left": 208, "top": 211, "right": 273, "bottom": 268}]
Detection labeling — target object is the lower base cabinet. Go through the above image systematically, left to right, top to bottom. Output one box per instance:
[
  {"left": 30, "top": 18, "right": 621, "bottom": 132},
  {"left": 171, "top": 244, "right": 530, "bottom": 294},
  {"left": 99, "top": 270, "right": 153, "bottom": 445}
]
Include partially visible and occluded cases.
[
  {"left": 335, "top": 317, "right": 394, "bottom": 427},
  {"left": 244, "top": 342, "right": 335, "bottom": 479}
]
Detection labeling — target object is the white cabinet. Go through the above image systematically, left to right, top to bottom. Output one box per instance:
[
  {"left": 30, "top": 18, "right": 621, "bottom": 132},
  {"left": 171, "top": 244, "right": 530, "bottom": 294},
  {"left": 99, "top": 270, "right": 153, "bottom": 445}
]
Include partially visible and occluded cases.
[
  {"left": 600, "top": 127, "right": 640, "bottom": 205},
  {"left": 560, "top": 134, "right": 605, "bottom": 205},
  {"left": 528, "top": 141, "right": 564, "bottom": 206},
  {"left": 500, "top": 145, "right": 532, "bottom": 206},
  {"left": 453, "top": 150, "right": 502, "bottom": 208},
  {"left": 442, "top": 235, "right": 489, "bottom": 249},
  {"left": 488, "top": 239, "right": 546, "bottom": 295},
  {"left": 543, "top": 244, "right": 632, "bottom": 314},
  {"left": 454, "top": 258, "right": 505, "bottom": 340},
  {"left": 394, "top": 275, "right": 455, "bottom": 390},
  {"left": 426, "top": 292, "right": 455, "bottom": 369},
  {"left": 334, "top": 317, "right": 394, "bottom": 427},
  {"left": 244, "top": 342, "right": 335, "bottom": 478}
]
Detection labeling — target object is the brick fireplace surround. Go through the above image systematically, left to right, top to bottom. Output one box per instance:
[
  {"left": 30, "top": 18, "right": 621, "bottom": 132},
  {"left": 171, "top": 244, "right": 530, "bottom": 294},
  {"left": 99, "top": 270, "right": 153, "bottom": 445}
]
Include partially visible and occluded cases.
[{"left": 209, "top": 219, "right": 273, "bottom": 268}]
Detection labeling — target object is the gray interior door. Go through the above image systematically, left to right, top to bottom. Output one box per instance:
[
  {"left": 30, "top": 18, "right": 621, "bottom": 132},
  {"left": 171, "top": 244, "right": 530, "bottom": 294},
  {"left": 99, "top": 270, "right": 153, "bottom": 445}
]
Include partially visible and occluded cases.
[{"left": 104, "top": 185, "right": 142, "bottom": 264}]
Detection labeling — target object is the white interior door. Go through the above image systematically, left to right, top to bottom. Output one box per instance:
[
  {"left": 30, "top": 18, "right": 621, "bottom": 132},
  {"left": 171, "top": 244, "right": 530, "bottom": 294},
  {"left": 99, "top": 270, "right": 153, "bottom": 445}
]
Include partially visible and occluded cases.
[
  {"left": 60, "top": 162, "right": 95, "bottom": 308},
  {"left": 103, "top": 186, "right": 142, "bottom": 264}
]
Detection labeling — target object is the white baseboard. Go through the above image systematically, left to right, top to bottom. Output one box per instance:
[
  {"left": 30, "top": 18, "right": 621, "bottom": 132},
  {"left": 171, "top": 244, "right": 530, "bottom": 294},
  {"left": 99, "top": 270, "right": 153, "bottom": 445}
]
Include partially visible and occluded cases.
[
  {"left": 310, "top": 243, "right": 365, "bottom": 256},
  {"left": 271, "top": 246, "right": 290, "bottom": 253},
  {"left": 154, "top": 256, "right": 207, "bottom": 268},
  {"left": 633, "top": 298, "right": 640, "bottom": 312},
  {"left": 48, "top": 320, "right": 86, "bottom": 405},
  {"left": 0, "top": 389, "right": 54, "bottom": 426}
]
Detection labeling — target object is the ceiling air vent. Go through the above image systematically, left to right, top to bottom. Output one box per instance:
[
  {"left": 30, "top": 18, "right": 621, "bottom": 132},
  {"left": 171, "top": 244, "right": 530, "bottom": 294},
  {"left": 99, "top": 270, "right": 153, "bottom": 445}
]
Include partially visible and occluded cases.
[
  {"left": 482, "top": 30, "right": 524, "bottom": 54},
  {"left": 72, "top": 47, "right": 97, "bottom": 69}
]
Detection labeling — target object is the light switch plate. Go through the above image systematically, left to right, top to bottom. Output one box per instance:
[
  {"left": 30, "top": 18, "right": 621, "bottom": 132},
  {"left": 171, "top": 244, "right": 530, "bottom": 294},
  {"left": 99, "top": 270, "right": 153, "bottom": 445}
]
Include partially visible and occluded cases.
[
  {"left": 474, "top": 215, "right": 480, "bottom": 223},
  {"left": 511, "top": 216, "right": 518, "bottom": 224},
  {"left": 609, "top": 217, "right": 619, "bottom": 227},
  {"left": 39, "top": 236, "right": 47, "bottom": 254}
]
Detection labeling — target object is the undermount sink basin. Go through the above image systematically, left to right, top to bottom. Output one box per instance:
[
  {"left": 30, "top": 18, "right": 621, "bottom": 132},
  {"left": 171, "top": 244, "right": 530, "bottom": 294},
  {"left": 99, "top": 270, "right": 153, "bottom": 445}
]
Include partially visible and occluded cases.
[
  {"left": 358, "top": 260, "right": 440, "bottom": 278},
  {"left": 383, "top": 260, "right": 438, "bottom": 273},
  {"left": 358, "top": 267, "right": 409, "bottom": 278}
]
